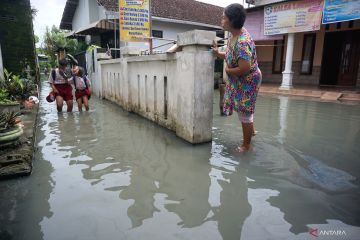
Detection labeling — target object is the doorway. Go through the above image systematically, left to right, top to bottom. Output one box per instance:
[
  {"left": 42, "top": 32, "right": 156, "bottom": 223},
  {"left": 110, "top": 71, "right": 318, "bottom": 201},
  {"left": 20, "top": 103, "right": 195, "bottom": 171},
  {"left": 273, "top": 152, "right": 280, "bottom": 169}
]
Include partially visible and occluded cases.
[{"left": 320, "top": 30, "right": 360, "bottom": 86}]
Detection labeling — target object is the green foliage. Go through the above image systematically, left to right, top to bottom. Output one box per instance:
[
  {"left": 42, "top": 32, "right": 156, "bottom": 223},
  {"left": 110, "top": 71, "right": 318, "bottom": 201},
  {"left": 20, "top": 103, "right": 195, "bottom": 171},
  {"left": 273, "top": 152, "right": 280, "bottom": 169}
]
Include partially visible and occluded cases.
[
  {"left": 0, "top": 0, "right": 37, "bottom": 77},
  {"left": 31, "top": 7, "right": 38, "bottom": 19},
  {"left": 42, "top": 25, "right": 88, "bottom": 66},
  {"left": 34, "top": 35, "right": 40, "bottom": 44},
  {"left": 87, "top": 44, "right": 101, "bottom": 53},
  {"left": 39, "top": 61, "right": 51, "bottom": 72},
  {"left": 0, "top": 69, "right": 36, "bottom": 101},
  {"left": 0, "top": 89, "right": 13, "bottom": 104},
  {"left": 0, "top": 111, "right": 21, "bottom": 131}
]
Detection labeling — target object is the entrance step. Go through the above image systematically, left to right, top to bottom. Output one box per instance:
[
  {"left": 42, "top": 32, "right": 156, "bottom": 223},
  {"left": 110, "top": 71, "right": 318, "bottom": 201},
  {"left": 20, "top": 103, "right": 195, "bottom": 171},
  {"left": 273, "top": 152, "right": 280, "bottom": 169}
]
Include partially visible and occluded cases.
[
  {"left": 320, "top": 92, "right": 343, "bottom": 101},
  {"left": 340, "top": 93, "right": 360, "bottom": 101}
]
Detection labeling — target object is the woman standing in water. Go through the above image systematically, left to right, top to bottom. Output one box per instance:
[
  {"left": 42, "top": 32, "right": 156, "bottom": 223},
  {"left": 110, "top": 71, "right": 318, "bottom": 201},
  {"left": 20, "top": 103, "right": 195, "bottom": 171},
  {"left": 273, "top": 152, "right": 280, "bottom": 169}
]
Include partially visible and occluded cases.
[{"left": 212, "top": 3, "right": 262, "bottom": 152}]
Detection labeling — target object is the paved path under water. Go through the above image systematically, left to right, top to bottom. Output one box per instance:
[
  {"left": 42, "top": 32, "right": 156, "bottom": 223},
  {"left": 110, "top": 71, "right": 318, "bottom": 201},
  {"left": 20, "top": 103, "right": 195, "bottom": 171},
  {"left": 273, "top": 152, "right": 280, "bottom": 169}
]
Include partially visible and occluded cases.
[{"left": 1, "top": 85, "right": 360, "bottom": 240}]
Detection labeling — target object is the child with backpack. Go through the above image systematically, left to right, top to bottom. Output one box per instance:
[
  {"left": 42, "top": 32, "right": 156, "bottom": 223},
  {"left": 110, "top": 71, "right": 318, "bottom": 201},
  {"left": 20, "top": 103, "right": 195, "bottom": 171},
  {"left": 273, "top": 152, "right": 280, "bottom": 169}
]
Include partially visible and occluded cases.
[
  {"left": 47, "top": 59, "right": 73, "bottom": 112},
  {"left": 70, "top": 66, "right": 92, "bottom": 112}
]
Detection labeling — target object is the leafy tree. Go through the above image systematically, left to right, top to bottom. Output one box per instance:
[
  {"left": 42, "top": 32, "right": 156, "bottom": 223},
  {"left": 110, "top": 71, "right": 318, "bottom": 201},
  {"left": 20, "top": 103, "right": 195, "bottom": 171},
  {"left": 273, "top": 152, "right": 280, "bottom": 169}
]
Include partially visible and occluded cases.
[
  {"left": 31, "top": 7, "right": 38, "bottom": 19},
  {"left": 42, "top": 25, "right": 88, "bottom": 67},
  {"left": 34, "top": 35, "right": 39, "bottom": 45}
]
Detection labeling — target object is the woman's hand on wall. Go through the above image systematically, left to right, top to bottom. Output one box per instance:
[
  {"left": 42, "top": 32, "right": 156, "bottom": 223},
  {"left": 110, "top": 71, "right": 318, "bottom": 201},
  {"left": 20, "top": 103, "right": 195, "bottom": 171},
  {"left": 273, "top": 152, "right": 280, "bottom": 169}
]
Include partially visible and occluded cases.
[{"left": 211, "top": 40, "right": 225, "bottom": 59}]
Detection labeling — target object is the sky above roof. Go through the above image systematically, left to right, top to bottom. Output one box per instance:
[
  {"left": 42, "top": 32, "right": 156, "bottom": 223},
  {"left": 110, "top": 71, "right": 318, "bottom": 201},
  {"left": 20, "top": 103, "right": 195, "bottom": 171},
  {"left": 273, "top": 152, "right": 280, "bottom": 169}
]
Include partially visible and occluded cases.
[{"left": 31, "top": 0, "right": 247, "bottom": 46}]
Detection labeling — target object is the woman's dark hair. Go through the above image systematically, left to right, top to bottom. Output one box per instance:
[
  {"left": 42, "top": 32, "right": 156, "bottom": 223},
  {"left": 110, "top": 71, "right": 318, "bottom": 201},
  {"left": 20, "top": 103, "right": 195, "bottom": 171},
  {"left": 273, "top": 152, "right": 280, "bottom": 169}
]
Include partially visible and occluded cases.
[{"left": 224, "top": 4, "right": 246, "bottom": 29}]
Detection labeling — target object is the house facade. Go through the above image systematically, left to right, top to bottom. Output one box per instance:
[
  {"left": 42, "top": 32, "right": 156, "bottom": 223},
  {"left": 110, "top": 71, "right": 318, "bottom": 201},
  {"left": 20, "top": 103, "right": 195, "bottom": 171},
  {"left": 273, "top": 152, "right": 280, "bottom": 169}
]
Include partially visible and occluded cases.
[
  {"left": 60, "top": 0, "right": 223, "bottom": 53},
  {"left": 247, "top": 0, "right": 360, "bottom": 89}
]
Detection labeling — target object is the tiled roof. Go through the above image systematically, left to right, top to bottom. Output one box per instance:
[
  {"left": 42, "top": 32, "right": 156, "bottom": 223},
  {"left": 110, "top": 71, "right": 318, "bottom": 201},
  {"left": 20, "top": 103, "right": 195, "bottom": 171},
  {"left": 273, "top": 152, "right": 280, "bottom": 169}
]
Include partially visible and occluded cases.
[
  {"left": 61, "top": 0, "right": 223, "bottom": 30},
  {"left": 151, "top": 0, "right": 223, "bottom": 26}
]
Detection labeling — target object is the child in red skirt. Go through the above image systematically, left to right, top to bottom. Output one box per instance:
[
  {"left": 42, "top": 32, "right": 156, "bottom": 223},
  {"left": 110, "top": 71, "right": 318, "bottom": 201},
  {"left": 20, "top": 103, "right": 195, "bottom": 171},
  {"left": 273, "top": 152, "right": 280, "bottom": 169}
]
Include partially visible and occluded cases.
[
  {"left": 48, "top": 59, "right": 73, "bottom": 112},
  {"left": 70, "top": 66, "right": 92, "bottom": 112}
]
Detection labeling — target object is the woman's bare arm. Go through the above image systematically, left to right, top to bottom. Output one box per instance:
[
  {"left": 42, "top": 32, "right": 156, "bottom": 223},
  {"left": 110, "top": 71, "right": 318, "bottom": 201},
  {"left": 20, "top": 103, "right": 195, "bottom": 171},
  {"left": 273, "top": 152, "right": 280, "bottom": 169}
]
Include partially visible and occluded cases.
[{"left": 225, "top": 58, "right": 251, "bottom": 77}]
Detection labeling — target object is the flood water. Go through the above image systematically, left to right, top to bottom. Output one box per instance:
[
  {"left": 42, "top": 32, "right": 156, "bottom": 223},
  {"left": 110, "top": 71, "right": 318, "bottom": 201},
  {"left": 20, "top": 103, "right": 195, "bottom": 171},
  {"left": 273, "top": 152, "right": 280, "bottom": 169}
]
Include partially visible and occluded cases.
[{"left": 1, "top": 85, "right": 360, "bottom": 240}]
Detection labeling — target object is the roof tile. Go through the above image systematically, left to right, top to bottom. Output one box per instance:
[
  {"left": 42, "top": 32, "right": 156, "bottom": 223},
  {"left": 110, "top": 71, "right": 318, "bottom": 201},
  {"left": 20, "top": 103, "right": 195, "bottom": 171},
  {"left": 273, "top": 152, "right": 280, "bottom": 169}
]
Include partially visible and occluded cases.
[{"left": 97, "top": 0, "right": 223, "bottom": 26}]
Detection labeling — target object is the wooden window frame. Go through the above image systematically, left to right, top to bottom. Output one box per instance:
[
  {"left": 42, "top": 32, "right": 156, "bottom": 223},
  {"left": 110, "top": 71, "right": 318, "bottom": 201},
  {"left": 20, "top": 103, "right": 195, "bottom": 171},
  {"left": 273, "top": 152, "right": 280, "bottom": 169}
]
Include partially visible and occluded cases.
[
  {"left": 300, "top": 33, "right": 316, "bottom": 75},
  {"left": 272, "top": 38, "right": 285, "bottom": 74}
]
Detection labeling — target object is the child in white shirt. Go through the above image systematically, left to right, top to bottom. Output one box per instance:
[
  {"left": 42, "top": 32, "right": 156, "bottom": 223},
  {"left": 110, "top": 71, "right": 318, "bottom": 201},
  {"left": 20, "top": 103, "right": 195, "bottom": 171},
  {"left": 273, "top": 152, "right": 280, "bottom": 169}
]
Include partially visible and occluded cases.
[{"left": 70, "top": 66, "right": 92, "bottom": 112}]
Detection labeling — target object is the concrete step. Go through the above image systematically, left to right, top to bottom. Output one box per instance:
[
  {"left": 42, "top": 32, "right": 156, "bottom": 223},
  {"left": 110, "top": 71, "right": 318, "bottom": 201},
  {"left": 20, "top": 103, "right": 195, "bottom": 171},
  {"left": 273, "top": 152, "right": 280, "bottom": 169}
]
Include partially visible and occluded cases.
[
  {"left": 320, "top": 92, "right": 343, "bottom": 101},
  {"left": 340, "top": 93, "right": 360, "bottom": 101}
]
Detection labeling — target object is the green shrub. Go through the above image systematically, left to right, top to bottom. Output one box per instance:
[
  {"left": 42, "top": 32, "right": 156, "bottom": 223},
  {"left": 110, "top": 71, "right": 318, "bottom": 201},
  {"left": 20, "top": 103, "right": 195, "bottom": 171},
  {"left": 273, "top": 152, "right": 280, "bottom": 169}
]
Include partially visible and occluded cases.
[{"left": 0, "top": 69, "right": 36, "bottom": 101}]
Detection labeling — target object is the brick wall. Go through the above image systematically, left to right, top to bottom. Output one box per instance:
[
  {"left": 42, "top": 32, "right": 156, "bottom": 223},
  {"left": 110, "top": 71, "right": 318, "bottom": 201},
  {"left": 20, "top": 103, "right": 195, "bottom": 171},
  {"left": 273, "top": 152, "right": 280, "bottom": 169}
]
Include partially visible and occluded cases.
[{"left": 258, "top": 61, "right": 321, "bottom": 86}]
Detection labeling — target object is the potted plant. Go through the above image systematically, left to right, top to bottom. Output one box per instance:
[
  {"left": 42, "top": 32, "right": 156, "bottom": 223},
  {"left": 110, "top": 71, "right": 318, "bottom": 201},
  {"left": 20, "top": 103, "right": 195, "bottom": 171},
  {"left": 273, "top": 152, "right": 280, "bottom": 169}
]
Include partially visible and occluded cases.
[
  {"left": 0, "top": 69, "right": 37, "bottom": 111},
  {"left": 0, "top": 88, "right": 20, "bottom": 113},
  {"left": 0, "top": 111, "right": 23, "bottom": 148}
]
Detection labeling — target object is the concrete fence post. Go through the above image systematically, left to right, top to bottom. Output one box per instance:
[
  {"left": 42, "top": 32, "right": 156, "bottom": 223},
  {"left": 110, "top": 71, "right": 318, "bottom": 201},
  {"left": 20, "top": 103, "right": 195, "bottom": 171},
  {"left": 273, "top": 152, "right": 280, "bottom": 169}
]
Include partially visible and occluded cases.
[{"left": 175, "top": 30, "right": 216, "bottom": 143}]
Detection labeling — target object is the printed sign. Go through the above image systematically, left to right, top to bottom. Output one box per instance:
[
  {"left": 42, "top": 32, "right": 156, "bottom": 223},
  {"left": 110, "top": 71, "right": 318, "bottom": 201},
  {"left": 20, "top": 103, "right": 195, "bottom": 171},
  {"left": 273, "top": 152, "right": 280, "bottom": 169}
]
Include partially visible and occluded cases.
[
  {"left": 119, "top": 0, "right": 151, "bottom": 42},
  {"left": 247, "top": 0, "right": 287, "bottom": 6},
  {"left": 264, "top": 0, "right": 324, "bottom": 35},
  {"left": 323, "top": 0, "right": 360, "bottom": 24},
  {"left": 245, "top": 9, "right": 283, "bottom": 40}
]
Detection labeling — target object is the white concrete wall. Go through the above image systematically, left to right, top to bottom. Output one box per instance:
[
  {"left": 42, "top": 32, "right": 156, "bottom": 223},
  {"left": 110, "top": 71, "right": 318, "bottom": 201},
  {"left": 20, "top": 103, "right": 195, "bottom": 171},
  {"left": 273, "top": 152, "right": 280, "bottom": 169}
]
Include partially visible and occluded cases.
[
  {"left": 72, "top": 0, "right": 90, "bottom": 31},
  {"left": 88, "top": 0, "right": 100, "bottom": 23},
  {"left": 98, "top": 5, "right": 107, "bottom": 20},
  {"left": 92, "top": 30, "right": 216, "bottom": 143},
  {"left": 86, "top": 49, "right": 101, "bottom": 95},
  {"left": 100, "top": 55, "right": 177, "bottom": 128}
]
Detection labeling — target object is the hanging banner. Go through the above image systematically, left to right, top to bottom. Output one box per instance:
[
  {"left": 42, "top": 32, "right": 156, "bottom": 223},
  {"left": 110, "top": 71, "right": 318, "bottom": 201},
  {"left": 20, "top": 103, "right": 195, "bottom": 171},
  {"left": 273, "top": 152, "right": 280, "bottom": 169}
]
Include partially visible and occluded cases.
[
  {"left": 119, "top": 0, "right": 151, "bottom": 42},
  {"left": 246, "top": 0, "right": 287, "bottom": 6},
  {"left": 264, "top": 0, "right": 324, "bottom": 35},
  {"left": 323, "top": 0, "right": 360, "bottom": 24},
  {"left": 245, "top": 9, "right": 283, "bottom": 40}
]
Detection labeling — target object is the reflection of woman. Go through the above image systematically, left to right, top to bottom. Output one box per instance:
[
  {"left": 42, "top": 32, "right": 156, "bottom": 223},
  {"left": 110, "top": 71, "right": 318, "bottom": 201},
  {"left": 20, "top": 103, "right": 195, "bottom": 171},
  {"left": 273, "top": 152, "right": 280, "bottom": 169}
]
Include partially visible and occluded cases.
[{"left": 212, "top": 3, "right": 262, "bottom": 152}]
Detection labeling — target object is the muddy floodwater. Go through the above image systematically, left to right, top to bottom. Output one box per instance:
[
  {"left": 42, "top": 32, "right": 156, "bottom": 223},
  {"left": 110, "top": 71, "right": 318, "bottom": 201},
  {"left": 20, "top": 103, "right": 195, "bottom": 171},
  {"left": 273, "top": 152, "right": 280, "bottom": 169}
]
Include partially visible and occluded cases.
[{"left": 1, "top": 85, "right": 360, "bottom": 240}]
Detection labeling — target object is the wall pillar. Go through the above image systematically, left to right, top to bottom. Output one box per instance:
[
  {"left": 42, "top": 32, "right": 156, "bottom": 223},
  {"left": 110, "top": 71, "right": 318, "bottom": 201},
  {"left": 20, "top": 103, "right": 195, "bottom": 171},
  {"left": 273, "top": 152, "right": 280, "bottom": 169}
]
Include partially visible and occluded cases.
[
  {"left": 175, "top": 30, "right": 216, "bottom": 143},
  {"left": 280, "top": 33, "right": 295, "bottom": 90},
  {"left": 92, "top": 48, "right": 101, "bottom": 98}
]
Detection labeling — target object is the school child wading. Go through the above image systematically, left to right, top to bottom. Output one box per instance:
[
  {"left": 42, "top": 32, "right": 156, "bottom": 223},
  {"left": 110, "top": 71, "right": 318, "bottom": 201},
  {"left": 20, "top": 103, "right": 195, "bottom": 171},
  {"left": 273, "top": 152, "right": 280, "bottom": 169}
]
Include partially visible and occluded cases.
[
  {"left": 48, "top": 59, "right": 73, "bottom": 112},
  {"left": 71, "top": 66, "right": 92, "bottom": 112}
]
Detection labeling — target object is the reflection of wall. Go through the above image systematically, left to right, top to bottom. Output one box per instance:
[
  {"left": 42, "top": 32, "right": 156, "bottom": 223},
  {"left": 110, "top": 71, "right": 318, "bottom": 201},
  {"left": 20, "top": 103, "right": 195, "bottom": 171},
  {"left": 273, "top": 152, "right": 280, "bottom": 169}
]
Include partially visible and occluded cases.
[
  {"left": 277, "top": 96, "right": 288, "bottom": 144},
  {"left": 212, "top": 168, "right": 251, "bottom": 240}
]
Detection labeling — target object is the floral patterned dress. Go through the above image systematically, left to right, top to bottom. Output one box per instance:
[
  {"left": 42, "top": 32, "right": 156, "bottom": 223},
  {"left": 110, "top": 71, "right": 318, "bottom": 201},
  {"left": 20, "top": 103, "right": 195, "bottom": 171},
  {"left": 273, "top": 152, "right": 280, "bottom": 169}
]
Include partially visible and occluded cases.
[{"left": 223, "top": 28, "right": 262, "bottom": 115}]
